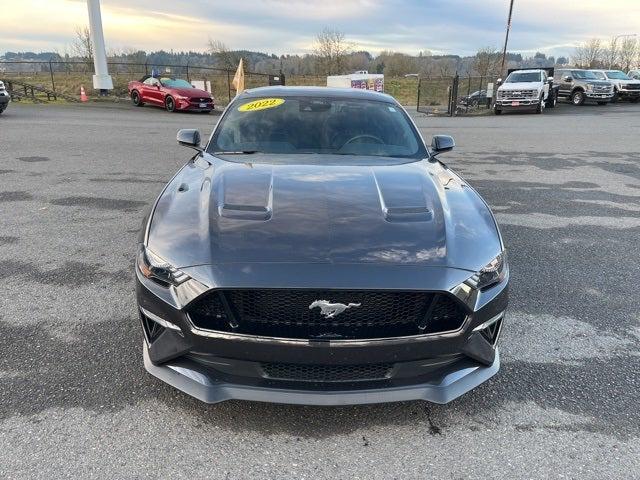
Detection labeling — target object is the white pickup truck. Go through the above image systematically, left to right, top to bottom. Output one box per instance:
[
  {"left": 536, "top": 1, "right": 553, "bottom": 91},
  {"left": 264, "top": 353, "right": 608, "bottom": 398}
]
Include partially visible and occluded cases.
[
  {"left": 494, "top": 68, "right": 559, "bottom": 115},
  {"left": 0, "top": 81, "right": 9, "bottom": 115}
]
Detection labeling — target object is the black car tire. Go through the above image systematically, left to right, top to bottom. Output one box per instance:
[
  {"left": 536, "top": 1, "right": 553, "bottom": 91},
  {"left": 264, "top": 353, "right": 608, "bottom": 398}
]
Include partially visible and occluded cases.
[
  {"left": 131, "top": 90, "right": 144, "bottom": 107},
  {"left": 571, "top": 90, "right": 585, "bottom": 106},
  {"left": 545, "top": 91, "right": 557, "bottom": 108},
  {"left": 611, "top": 91, "right": 619, "bottom": 103},
  {"left": 536, "top": 95, "right": 544, "bottom": 114},
  {"left": 165, "top": 96, "right": 176, "bottom": 112},
  {"left": 630, "top": 97, "right": 640, "bottom": 103},
  {"left": 597, "top": 101, "right": 608, "bottom": 105},
  {"left": 494, "top": 107, "right": 502, "bottom": 115}
]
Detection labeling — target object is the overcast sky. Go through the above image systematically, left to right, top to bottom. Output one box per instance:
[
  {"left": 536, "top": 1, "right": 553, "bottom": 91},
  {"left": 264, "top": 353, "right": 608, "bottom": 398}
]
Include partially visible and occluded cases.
[{"left": 3, "top": 0, "right": 639, "bottom": 57}]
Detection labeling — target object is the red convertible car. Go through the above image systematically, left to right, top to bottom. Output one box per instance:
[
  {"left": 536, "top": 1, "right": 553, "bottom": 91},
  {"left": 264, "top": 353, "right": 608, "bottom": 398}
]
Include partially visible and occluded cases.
[{"left": 128, "top": 76, "right": 214, "bottom": 113}]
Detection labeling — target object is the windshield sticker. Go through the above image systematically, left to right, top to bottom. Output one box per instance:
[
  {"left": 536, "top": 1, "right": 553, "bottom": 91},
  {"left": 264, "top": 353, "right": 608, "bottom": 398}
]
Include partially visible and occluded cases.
[{"left": 238, "top": 98, "right": 285, "bottom": 112}]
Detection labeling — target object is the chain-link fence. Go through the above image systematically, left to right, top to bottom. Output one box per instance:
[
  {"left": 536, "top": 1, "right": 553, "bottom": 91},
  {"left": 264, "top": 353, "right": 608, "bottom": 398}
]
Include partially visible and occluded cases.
[{"left": 417, "top": 74, "right": 499, "bottom": 116}]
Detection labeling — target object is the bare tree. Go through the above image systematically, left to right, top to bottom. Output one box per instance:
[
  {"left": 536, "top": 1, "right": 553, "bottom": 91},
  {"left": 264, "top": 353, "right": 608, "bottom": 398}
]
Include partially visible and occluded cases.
[
  {"left": 72, "top": 26, "right": 93, "bottom": 69},
  {"left": 313, "top": 28, "right": 353, "bottom": 75},
  {"left": 604, "top": 37, "right": 620, "bottom": 69},
  {"left": 619, "top": 37, "right": 638, "bottom": 72},
  {"left": 207, "top": 38, "right": 240, "bottom": 70},
  {"left": 573, "top": 38, "right": 603, "bottom": 68},
  {"left": 472, "top": 47, "right": 500, "bottom": 77},
  {"left": 377, "top": 51, "right": 418, "bottom": 76},
  {"left": 438, "top": 58, "right": 457, "bottom": 77}
]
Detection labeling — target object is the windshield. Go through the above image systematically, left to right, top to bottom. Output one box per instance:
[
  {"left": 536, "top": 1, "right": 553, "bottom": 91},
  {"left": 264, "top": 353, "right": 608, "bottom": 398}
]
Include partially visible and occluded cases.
[
  {"left": 572, "top": 70, "right": 598, "bottom": 80},
  {"left": 605, "top": 70, "right": 630, "bottom": 80},
  {"left": 506, "top": 72, "right": 541, "bottom": 83},
  {"left": 160, "top": 78, "right": 193, "bottom": 88},
  {"left": 208, "top": 96, "right": 426, "bottom": 159}
]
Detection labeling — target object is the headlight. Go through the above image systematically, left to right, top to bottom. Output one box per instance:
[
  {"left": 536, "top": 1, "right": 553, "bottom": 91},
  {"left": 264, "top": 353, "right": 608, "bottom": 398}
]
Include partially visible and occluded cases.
[
  {"left": 586, "top": 84, "right": 593, "bottom": 91},
  {"left": 137, "top": 245, "right": 189, "bottom": 287},
  {"left": 465, "top": 252, "right": 507, "bottom": 290}
]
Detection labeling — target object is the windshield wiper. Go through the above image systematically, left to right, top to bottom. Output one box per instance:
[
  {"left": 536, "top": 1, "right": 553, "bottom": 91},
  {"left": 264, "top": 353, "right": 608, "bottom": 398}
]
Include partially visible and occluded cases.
[{"left": 212, "top": 150, "right": 261, "bottom": 155}]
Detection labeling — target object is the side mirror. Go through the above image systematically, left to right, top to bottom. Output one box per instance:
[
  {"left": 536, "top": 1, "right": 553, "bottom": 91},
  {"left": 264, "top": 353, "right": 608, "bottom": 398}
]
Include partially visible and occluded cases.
[
  {"left": 548, "top": 76, "right": 554, "bottom": 82},
  {"left": 563, "top": 76, "right": 573, "bottom": 82},
  {"left": 496, "top": 78, "right": 503, "bottom": 85},
  {"left": 177, "top": 129, "right": 202, "bottom": 151},
  {"left": 430, "top": 135, "right": 455, "bottom": 159}
]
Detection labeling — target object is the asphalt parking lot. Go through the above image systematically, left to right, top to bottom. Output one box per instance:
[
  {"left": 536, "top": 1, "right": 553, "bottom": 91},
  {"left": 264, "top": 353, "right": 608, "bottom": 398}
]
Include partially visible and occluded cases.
[{"left": 1, "top": 100, "right": 639, "bottom": 479}]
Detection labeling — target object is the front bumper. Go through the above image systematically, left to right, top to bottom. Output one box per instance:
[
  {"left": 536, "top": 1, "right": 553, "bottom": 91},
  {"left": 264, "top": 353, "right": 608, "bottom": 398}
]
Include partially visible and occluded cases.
[
  {"left": 617, "top": 90, "right": 640, "bottom": 98},
  {"left": 586, "top": 92, "right": 614, "bottom": 100},
  {"left": 176, "top": 98, "right": 214, "bottom": 111},
  {"left": 136, "top": 263, "right": 508, "bottom": 405},
  {"left": 144, "top": 345, "right": 500, "bottom": 405}
]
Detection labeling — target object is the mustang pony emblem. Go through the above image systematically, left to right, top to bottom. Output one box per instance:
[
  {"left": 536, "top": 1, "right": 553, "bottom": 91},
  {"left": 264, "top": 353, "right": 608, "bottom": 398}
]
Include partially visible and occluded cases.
[{"left": 309, "top": 300, "right": 361, "bottom": 318}]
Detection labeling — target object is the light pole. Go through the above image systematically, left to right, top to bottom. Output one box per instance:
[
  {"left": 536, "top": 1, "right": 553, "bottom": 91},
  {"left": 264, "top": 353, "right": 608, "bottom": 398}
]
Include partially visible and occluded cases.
[
  {"left": 86, "top": 0, "right": 113, "bottom": 94},
  {"left": 499, "top": 0, "right": 515, "bottom": 78},
  {"left": 610, "top": 34, "right": 637, "bottom": 69}
]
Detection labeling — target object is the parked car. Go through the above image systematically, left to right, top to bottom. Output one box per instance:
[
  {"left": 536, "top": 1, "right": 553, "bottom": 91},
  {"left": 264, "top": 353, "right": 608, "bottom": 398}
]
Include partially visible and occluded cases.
[
  {"left": 494, "top": 68, "right": 558, "bottom": 114},
  {"left": 554, "top": 69, "right": 614, "bottom": 105},
  {"left": 628, "top": 69, "right": 640, "bottom": 80},
  {"left": 590, "top": 70, "right": 640, "bottom": 103},
  {"left": 127, "top": 76, "right": 214, "bottom": 113},
  {"left": 0, "top": 80, "right": 10, "bottom": 114},
  {"left": 136, "top": 86, "right": 509, "bottom": 406},
  {"left": 460, "top": 89, "right": 488, "bottom": 107}
]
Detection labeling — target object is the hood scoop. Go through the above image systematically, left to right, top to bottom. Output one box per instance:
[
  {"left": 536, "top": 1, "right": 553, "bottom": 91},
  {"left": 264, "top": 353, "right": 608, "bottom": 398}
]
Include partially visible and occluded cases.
[
  {"left": 217, "top": 166, "right": 273, "bottom": 221},
  {"left": 373, "top": 169, "right": 433, "bottom": 223}
]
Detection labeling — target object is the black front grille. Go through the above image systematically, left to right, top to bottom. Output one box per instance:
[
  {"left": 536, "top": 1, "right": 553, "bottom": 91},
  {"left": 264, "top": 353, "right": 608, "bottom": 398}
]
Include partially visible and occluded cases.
[
  {"left": 624, "top": 84, "right": 640, "bottom": 90},
  {"left": 187, "top": 289, "right": 467, "bottom": 340},
  {"left": 261, "top": 362, "right": 393, "bottom": 382}
]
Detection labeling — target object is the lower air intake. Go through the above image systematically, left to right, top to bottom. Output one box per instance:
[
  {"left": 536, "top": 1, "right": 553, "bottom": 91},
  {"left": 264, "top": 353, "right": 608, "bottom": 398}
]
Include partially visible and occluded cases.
[{"left": 261, "top": 362, "right": 393, "bottom": 382}]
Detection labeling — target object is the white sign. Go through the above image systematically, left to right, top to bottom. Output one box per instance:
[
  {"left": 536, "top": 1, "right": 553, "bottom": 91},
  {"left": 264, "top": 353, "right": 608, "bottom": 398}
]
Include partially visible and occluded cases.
[{"left": 486, "top": 83, "right": 494, "bottom": 98}]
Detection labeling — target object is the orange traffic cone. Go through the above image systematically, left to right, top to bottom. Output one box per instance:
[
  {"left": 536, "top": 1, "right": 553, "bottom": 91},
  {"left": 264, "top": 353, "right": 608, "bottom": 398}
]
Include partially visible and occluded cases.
[{"left": 80, "top": 85, "right": 88, "bottom": 102}]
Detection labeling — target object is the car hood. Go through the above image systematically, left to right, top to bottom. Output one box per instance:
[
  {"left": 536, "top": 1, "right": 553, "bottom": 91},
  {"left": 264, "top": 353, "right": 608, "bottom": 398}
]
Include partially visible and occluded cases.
[
  {"left": 614, "top": 79, "right": 640, "bottom": 85},
  {"left": 585, "top": 80, "right": 614, "bottom": 86},
  {"left": 499, "top": 82, "right": 541, "bottom": 90},
  {"left": 169, "top": 87, "right": 212, "bottom": 98},
  {"left": 147, "top": 154, "right": 502, "bottom": 272}
]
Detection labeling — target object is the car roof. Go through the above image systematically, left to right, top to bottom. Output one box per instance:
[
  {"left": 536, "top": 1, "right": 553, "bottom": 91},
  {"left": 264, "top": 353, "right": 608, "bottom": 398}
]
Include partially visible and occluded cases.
[
  {"left": 509, "top": 69, "right": 543, "bottom": 73},
  {"left": 239, "top": 86, "right": 397, "bottom": 103}
]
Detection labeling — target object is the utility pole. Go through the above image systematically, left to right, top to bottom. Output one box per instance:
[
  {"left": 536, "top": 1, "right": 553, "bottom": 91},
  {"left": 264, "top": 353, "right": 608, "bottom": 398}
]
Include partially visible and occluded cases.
[
  {"left": 86, "top": 0, "right": 113, "bottom": 94},
  {"left": 499, "top": 0, "right": 515, "bottom": 78}
]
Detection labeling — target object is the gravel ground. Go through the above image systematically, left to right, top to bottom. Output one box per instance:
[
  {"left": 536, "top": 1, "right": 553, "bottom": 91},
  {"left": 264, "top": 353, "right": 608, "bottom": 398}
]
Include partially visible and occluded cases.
[{"left": 1, "top": 100, "right": 639, "bottom": 479}]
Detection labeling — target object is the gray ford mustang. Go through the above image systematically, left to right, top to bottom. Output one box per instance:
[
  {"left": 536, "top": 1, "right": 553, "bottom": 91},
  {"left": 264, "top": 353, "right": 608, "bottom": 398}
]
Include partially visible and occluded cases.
[{"left": 135, "top": 86, "right": 508, "bottom": 405}]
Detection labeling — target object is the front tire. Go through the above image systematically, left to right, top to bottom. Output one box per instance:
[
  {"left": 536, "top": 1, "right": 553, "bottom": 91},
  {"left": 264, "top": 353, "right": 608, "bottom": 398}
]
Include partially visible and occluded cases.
[
  {"left": 131, "top": 90, "right": 144, "bottom": 107},
  {"left": 571, "top": 90, "right": 585, "bottom": 106},
  {"left": 545, "top": 91, "right": 557, "bottom": 108},
  {"left": 611, "top": 91, "right": 619, "bottom": 103},
  {"left": 536, "top": 95, "right": 545, "bottom": 114},
  {"left": 165, "top": 96, "right": 176, "bottom": 112},
  {"left": 630, "top": 97, "right": 640, "bottom": 103},
  {"left": 597, "top": 101, "right": 608, "bottom": 105},
  {"left": 494, "top": 107, "right": 502, "bottom": 115}
]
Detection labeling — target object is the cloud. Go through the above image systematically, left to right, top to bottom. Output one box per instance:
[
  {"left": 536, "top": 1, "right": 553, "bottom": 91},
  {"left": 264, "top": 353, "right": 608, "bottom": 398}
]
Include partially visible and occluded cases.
[{"left": 2, "top": 0, "right": 640, "bottom": 57}]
